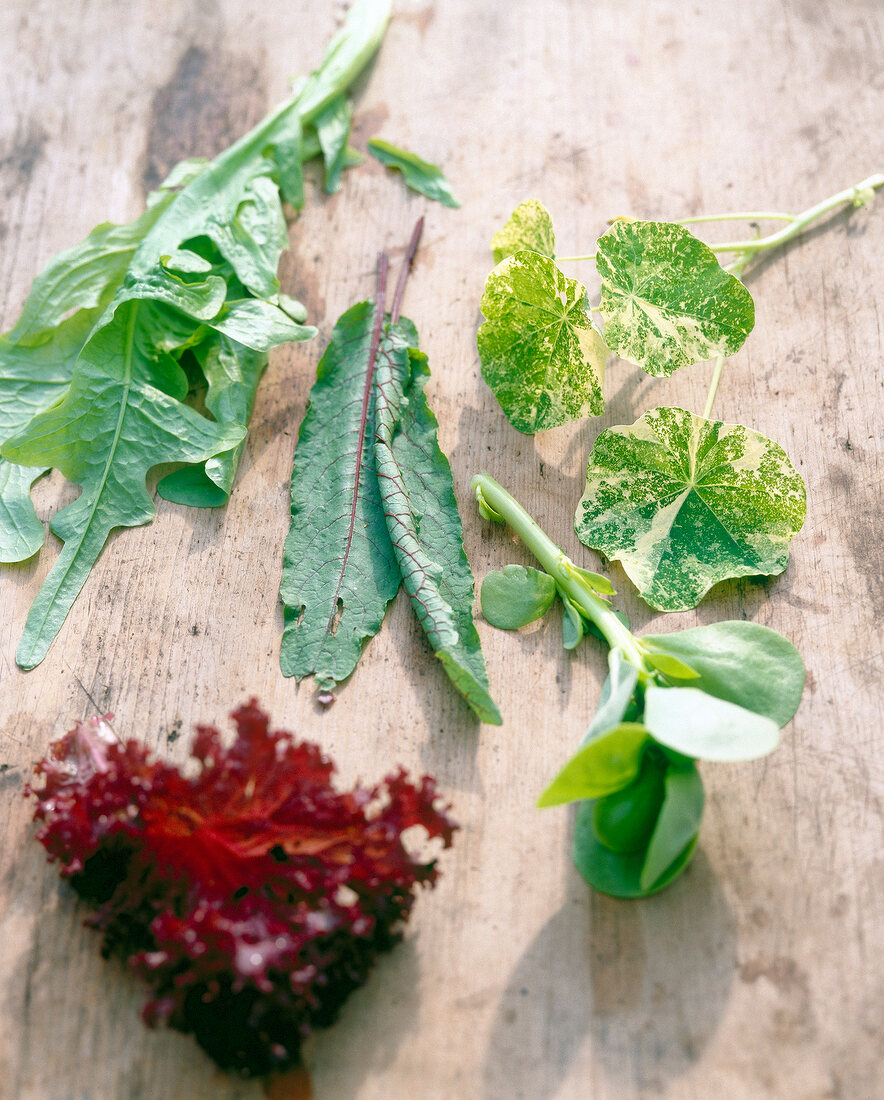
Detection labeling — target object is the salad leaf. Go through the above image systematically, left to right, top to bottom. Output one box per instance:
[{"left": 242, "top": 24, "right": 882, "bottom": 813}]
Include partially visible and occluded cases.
[
  {"left": 0, "top": 0, "right": 393, "bottom": 666},
  {"left": 315, "top": 95, "right": 355, "bottom": 193},
  {"left": 367, "top": 139, "right": 460, "bottom": 207},
  {"left": 490, "top": 199, "right": 555, "bottom": 263},
  {"left": 596, "top": 219, "right": 755, "bottom": 376},
  {"left": 477, "top": 250, "right": 607, "bottom": 433},
  {"left": 279, "top": 300, "right": 400, "bottom": 689},
  {"left": 4, "top": 301, "right": 245, "bottom": 669},
  {"left": 374, "top": 318, "right": 501, "bottom": 723},
  {"left": 575, "top": 405, "right": 807, "bottom": 611},
  {"left": 480, "top": 564, "right": 557, "bottom": 629},
  {"left": 641, "top": 620, "right": 805, "bottom": 726},
  {"left": 580, "top": 649, "right": 640, "bottom": 746},
  {"left": 643, "top": 683, "right": 780, "bottom": 762},
  {"left": 537, "top": 723, "right": 650, "bottom": 807},
  {"left": 639, "top": 764, "right": 704, "bottom": 891}
]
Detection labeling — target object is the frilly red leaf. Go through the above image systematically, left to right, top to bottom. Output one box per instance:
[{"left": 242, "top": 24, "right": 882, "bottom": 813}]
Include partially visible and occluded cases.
[{"left": 29, "top": 699, "right": 456, "bottom": 1075}]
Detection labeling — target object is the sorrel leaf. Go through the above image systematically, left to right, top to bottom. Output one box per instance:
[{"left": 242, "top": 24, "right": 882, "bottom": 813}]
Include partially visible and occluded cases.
[
  {"left": 367, "top": 139, "right": 460, "bottom": 207},
  {"left": 490, "top": 199, "right": 556, "bottom": 263},
  {"left": 596, "top": 219, "right": 755, "bottom": 376},
  {"left": 477, "top": 250, "right": 607, "bottom": 433},
  {"left": 279, "top": 300, "right": 400, "bottom": 690},
  {"left": 374, "top": 318, "right": 501, "bottom": 723},
  {"left": 575, "top": 405, "right": 807, "bottom": 610},
  {"left": 479, "top": 564, "right": 557, "bottom": 629}
]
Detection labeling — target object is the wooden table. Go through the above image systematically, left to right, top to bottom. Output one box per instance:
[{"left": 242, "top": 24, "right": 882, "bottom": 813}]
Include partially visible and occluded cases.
[{"left": 1, "top": 2, "right": 882, "bottom": 1097}]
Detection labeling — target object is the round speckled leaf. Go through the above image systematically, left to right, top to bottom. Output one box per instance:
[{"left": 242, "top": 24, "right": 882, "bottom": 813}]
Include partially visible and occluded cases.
[
  {"left": 490, "top": 199, "right": 556, "bottom": 263},
  {"left": 596, "top": 220, "right": 755, "bottom": 376},
  {"left": 477, "top": 250, "right": 607, "bottom": 434},
  {"left": 575, "top": 406, "right": 807, "bottom": 611}
]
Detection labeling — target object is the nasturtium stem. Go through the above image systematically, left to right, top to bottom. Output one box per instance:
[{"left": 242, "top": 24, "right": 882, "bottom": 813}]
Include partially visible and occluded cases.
[
  {"left": 704, "top": 174, "right": 884, "bottom": 258},
  {"left": 676, "top": 211, "right": 795, "bottom": 226},
  {"left": 472, "top": 473, "right": 650, "bottom": 672}
]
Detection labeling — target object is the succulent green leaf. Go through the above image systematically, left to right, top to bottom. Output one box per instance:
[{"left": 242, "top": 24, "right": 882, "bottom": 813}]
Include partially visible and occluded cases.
[
  {"left": 367, "top": 138, "right": 460, "bottom": 208},
  {"left": 490, "top": 199, "right": 556, "bottom": 263},
  {"left": 596, "top": 219, "right": 755, "bottom": 376},
  {"left": 477, "top": 251, "right": 607, "bottom": 433},
  {"left": 2, "top": 300, "right": 244, "bottom": 669},
  {"left": 279, "top": 300, "right": 400, "bottom": 690},
  {"left": 374, "top": 318, "right": 501, "bottom": 723},
  {"left": 575, "top": 405, "right": 807, "bottom": 611},
  {"left": 480, "top": 564, "right": 557, "bottom": 629},
  {"left": 561, "top": 594, "right": 585, "bottom": 650},
  {"left": 642, "top": 620, "right": 805, "bottom": 726},
  {"left": 579, "top": 649, "right": 639, "bottom": 746},
  {"left": 643, "top": 650, "right": 699, "bottom": 679},
  {"left": 643, "top": 683, "right": 780, "bottom": 761},
  {"left": 537, "top": 722, "right": 650, "bottom": 807},
  {"left": 639, "top": 764, "right": 704, "bottom": 891},
  {"left": 573, "top": 796, "right": 697, "bottom": 898}
]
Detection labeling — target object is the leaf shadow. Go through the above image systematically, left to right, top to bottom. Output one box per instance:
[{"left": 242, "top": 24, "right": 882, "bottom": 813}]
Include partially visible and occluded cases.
[{"left": 481, "top": 847, "right": 735, "bottom": 1098}]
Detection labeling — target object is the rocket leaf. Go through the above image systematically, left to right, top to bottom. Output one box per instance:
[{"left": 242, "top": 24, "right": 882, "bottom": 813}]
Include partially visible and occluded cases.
[
  {"left": 0, "top": 0, "right": 393, "bottom": 666},
  {"left": 367, "top": 139, "right": 460, "bottom": 208},
  {"left": 490, "top": 199, "right": 556, "bottom": 263},
  {"left": 596, "top": 219, "right": 755, "bottom": 376},
  {"left": 477, "top": 250, "right": 607, "bottom": 433},
  {"left": 279, "top": 300, "right": 400, "bottom": 690},
  {"left": 374, "top": 318, "right": 501, "bottom": 723},
  {"left": 575, "top": 405, "right": 806, "bottom": 611}
]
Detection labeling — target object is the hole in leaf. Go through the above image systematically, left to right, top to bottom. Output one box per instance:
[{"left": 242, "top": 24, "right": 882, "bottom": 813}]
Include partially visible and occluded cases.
[{"left": 328, "top": 598, "right": 344, "bottom": 637}]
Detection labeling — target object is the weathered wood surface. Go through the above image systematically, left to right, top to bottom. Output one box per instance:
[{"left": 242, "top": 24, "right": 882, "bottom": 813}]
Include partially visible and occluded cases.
[{"left": 1, "top": 2, "right": 882, "bottom": 1097}]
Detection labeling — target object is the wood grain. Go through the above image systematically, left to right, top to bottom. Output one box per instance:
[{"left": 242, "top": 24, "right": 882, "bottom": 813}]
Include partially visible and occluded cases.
[{"left": 1, "top": 2, "right": 882, "bottom": 1097}]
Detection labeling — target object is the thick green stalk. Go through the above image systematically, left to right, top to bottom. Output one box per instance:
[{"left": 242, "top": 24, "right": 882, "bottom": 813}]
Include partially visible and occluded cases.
[{"left": 472, "top": 472, "right": 649, "bottom": 671}]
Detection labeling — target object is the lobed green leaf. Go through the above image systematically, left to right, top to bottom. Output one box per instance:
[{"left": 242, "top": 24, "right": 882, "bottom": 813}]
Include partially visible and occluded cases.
[
  {"left": 596, "top": 219, "right": 755, "bottom": 376},
  {"left": 477, "top": 250, "right": 607, "bottom": 433},
  {"left": 575, "top": 405, "right": 807, "bottom": 611}
]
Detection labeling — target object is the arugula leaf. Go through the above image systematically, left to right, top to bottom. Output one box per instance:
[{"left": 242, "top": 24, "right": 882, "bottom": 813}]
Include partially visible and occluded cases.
[
  {"left": 0, "top": 0, "right": 393, "bottom": 665},
  {"left": 315, "top": 96, "right": 355, "bottom": 194},
  {"left": 367, "top": 139, "right": 460, "bottom": 207},
  {"left": 490, "top": 199, "right": 556, "bottom": 263},
  {"left": 596, "top": 219, "right": 755, "bottom": 376},
  {"left": 477, "top": 251, "right": 607, "bottom": 433},
  {"left": 279, "top": 300, "right": 400, "bottom": 690},
  {"left": 4, "top": 301, "right": 245, "bottom": 669},
  {"left": 374, "top": 319, "right": 500, "bottom": 723},
  {"left": 575, "top": 405, "right": 807, "bottom": 610},
  {"left": 480, "top": 564, "right": 557, "bottom": 629},
  {"left": 641, "top": 621, "right": 805, "bottom": 726},
  {"left": 643, "top": 683, "right": 780, "bottom": 761}
]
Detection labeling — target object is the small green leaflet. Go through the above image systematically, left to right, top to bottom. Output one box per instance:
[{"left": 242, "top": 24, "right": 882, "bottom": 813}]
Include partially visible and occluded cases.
[
  {"left": 0, "top": 0, "right": 393, "bottom": 667},
  {"left": 367, "top": 139, "right": 460, "bottom": 208},
  {"left": 490, "top": 199, "right": 555, "bottom": 263},
  {"left": 596, "top": 219, "right": 755, "bottom": 376},
  {"left": 477, "top": 251, "right": 607, "bottom": 433},
  {"left": 279, "top": 300, "right": 401, "bottom": 689},
  {"left": 374, "top": 318, "right": 500, "bottom": 723},
  {"left": 575, "top": 405, "right": 807, "bottom": 611},
  {"left": 479, "top": 564, "right": 557, "bottom": 629},
  {"left": 641, "top": 620, "right": 805, "bottom": 727},
  {"left": 579, "top": 649, "right": 639, "bottom": 746},
  {"left": 643, "top": 684, "right": 780, "bottom": 762},
  {"left": 537, "top": 722, "right": 649, "bottom": 807},
  {"left": 638, "top": 765, "right": 704, "bottom": 891}
]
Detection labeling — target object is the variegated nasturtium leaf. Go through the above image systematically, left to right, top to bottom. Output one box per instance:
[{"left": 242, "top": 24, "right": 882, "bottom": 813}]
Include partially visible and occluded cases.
[
  {"left": 490, "top": 199, "right": 556, "bottom": 263},
  {"left": 596, "top": 220, "right": 755, "bottom": 376},
  {"left": 477, "top": 250, "right": 607, "bottom": 434},
  {"left": 575, "top": 406, "right": 806, "bottom": 611}
]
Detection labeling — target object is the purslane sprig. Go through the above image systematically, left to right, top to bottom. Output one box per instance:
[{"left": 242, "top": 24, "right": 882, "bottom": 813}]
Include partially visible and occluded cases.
[{"left": 473, "top": 472, "right": 804, "bottom": 897}]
